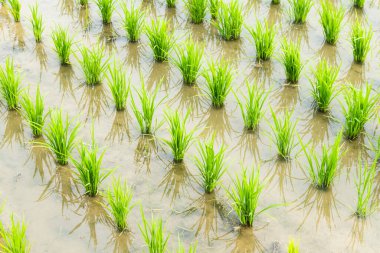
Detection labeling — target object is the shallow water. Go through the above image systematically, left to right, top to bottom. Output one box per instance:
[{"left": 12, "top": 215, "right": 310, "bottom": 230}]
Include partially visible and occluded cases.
[{"left": 0, "top": 0, "right": 379, "bottom": 252}]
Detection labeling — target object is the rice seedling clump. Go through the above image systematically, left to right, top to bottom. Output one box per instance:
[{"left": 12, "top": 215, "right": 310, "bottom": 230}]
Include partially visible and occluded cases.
[
  {"left": 8, "top": 0, "right": 21, "bottom": 22},
  {"left": 79, "top": 0, "right": 88, "bottom": 6},
  {"left": 95, "top": 0, "right": 116, "bottom": 24},
  {"left": 166, "top": 0, "right": 176, "bottom": 8},
  {"left": 185, "top": 0, "right": 207, "bottom": 24},
  {"left": 209, "top": 0, "right": 220, "bottom": 19},
  {"left": 214, "top": 0, "right": 243, "bottom": 41},
  {"left": 272, "top": 0, "right": 280, "bottom": 4},
  {"left": 288, "top": 0, "right": 313, "bottom": 24},
  {"left": 353, "top": 0, "right": 365, "bottom": 8},
  {"left": 319, "top": 1, "right": 344, "bottom": 45},
  {"left": 29, "top": 3, "right": 44, "bottom": 42},
  {"left": 121, "top": 3, "right": 145, "bottom": 42},
  {"left": 145, "top": 18, "right": 175, "bottom": 62},
  {"left": 351, "top": 19, "right": 373, "bottom": 63},
  {"left": 247, "top": 21, "right": 276, "bottom": 61},
  {"left": 51, "top": 26, "right": 74, "bottom": 65},
  {"left": 280, "top": 39, "right": 303, "bottom": 84},
  {"left": 78, "top": 45, "right": 108, "bottom": 85},
  {"left": 0, "top": 57, "right": 22, "bottom": 110},
  {"left": 106, "top": 60, "right": 130, "bottom": 111},
  {"left": 20, "top": 86, "right": 45, "bottom": 137},
  {"left": 270, "top": 109, "right": 296, "bottom": 160},
  {"left": 355, "top": 158, "right": 377, "bottom": 217},
  {"left": 139, "top": 210, "right": 169, "bottom": 253},
  {"left": 0, "top": 214, "right": 30, "bottom": 253},
  {"left": 288, "top": 239, "right": 299, "bottom": 253}
]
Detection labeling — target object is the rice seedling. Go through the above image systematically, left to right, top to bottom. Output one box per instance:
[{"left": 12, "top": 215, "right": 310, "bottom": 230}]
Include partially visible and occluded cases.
[
  {"left": 7, "top": 0, "right": 21, "bottom": 22},
  {"left": 79, "top": 0, "right": 88, "bottom": 6},
  {"left": 95, "top": 0, "right": 116, "bottom": 24},
  {"left": 166, "top": 0, "right": 176, "bottom": 8},
  {"left": 185, "top": 0, "right": 207, "bottom": 24},
  {"left": 209, "top": 0, "right": 219, "bottom": 19},
  {"left": 213, "top": 0, "right": 243, "bottom": 41},
  {"left": 272, "top": 0, "right": 280, "bottom": 4},
  {"left": 288, "top": 0, "right": 313, "bottom": 24},
  {"left": 353, "top": 0, "right": 365, "bottom": 8},
  {"left": 319, "top": 1, "right": 344, "bottom": 45},
  {"left": 121, "top": 2, "right": 145, "bottom": 42},
  {"left": 29, "top": 3, "right": 44, "bottom": 42},
  {"left": 145, "top": 18, "right": 175, "bottom": 62},
  {"left": 351, "top": 19, "right": 373, "bottom": 63},
  {"left": 247, "top": 21, "right": 276, "bottom": 61},
  {"left": 51, "top": 26, "right": 74, "bottom": 65},
  {"left": 172, "top": 38, "right": 204, "bottom": 85},
  {"left": 280, "top": 39, "right": 303, "bottom": 84},
  {"left": 78, "top": 45, "right": 108, "bottom": 85},
  {"left": 0, "top": 57, "right": 22, "bottom": 110},
  {"left": 202, "top": 59, "right": 233, "bottom": 108},
  {"left": 309, "top": 59, "right": 340, "bottom": 112},
  {"left": 106, "top": 60, "right": 130, "bottom": 111},
  {"left": 130, "top": 80, "right": 161, "bottom": 134},
  {"left": 235, "top": 81, "right": 268, "bottom": 131},
  {"left": 342, "top": 84, "right": 378, "bottom": 140},
  {"left": 20, "top": 86, "right": 45, "bottom": 137},
  {"left": 44, "top": 109, "right": 80, "bottom": 165},
  {"left": 270, "top": 109, "right": 296, "bottom": 160},
  {"left": 164, "top": 110, "right": 194, "bottom": 163},
  {"left": 71, "top": 130, "right": 111, "bottom": 197},
  {"left": 300, "top": 131, "right": 342, "bottom": 189},
  {"left": 195, "top": 135, "right": 226, "bottom": 193},
  {"left": 355, "top": 157, "right": 377, "bottom": 217},
  {"left": 226, "top": 167, "right": 265, "bottom": 226},
  {"left": 106, "top": 178, "right": 134, "bottom": 232},
  {"left": 139, "top": 209, "right": 169, "bottom": 253},
  {"left": 0, "top": 214, "right": 30, "bottom": 253},
  {"left": 175, "top": 238, "right": 197, "bottom": 253},
  {"left": 288, "top": 239, "right": 299, "bottom": 253}
]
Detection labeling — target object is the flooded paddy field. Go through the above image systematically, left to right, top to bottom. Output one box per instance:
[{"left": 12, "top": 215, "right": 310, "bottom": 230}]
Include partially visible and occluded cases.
[{"left": 0, "top": 0, "right": 379, "bottom": 252}]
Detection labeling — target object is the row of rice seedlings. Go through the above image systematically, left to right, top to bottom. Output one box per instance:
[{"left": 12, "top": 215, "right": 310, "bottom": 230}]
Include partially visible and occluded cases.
[
  {"left": 8, "top": 0, "right": 21, "bottom": 22},
  {"left": 95, "top": 0, "right": 115, "bottom": 24},
  {"left": 167, "top": 0, "right": 176, "bottom": 8},
  {"left": 185, "top": 0, "right": 207, "bottom": 24},
  {"left": 209, "top": 0, "right": 220, "bottom": 19},
  {"left": 214, "top": 0, "right": 243, "bottom": 41},
  {"left": 288, "top": 0, "right": 313, "bottom": 24},
  {"left": 353, "top": 0, "right": 365, "bottom": 8},
  {"left": 319, "top": 1, "right": 344, "bottom": 45},
  {"left": 121, "top": 2, "right": 145, "bottom": 42},
  {"left": 29, "top": 3, "right": 44, "bottom": 43},
  {"left": 146, "top": 18, "right": 175, "bottom": 62},
  {"left": 351, "top": 19, "right": 373, "bottom": 63},
  {"left": 247, "top": 21, "right": 276, "bottom": 61},
  {"left": 51, "top": 26, "right": 74, "bottom": 65},
  {"left": 172, "top": 38, "right": 204, "bottom": 85},
  {"left": 280, "top": 39, "right": 303, "bottom": 84},
  {"left": 78, "top": 45, "right": 108, "bottom": 85},
  {"left": 0, "top": 57, "right": 22, "bottom": 110},
  {"left": 202, "top": 59, "right": 233, "bottom": 108},
  {"left": 309, "top": 59, "right": 340, "bottom": 113},
  {"left": 106, "top": 60, "right": 130, "bottom": 110},
  {"left": 235, "top": 81, "right": 268, "bottom": 131},
  {"left": 342, "top": 83, "right": 377, "bottom": 140},
  {"left": 20, "top": 86, "right": 45, "bottom": 137},
  {"left": 44, "top": 109, "right": 80, "bottom": 165},
  {"left": 270, "top": 109, "right": 296, "bottom": 160},
  {"left": 164, "top": 110, "right": 194, "bottom": 163},
  {"left": 301, "top": 131, "right": 342, "bottom": 189},
  {"left": 194, "top": 135, "right": 226, "bottom": 193},
  {"left": 355, "top": 157, "right": 377, "bottom": 217},
  {"left": 139, "top": 210, "right": 169, "bottom": 253},
  {"left": 0, "top": 214, "right": 30, "bottom": 253},
  {"left": 288, "top": 239, "right": 300, "bottom": 253}
]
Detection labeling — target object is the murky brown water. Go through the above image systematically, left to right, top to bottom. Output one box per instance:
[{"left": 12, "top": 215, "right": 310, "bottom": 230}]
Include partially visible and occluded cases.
[{"left": 0, "top": 0, "right": 379, "bottom": 252}]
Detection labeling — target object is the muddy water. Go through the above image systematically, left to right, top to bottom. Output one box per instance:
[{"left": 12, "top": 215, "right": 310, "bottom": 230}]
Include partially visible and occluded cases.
[{"left": 0, "top": 0, "right": 379, "bottom": 252}]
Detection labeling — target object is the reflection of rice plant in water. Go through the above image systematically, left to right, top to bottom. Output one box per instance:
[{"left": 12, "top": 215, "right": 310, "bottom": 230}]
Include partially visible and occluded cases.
[
  {"left": 8, "top": 0, "right": 21, "bottom": 22},
  {"left": 95, "top": 0, "right": 116, "bottom": 24},
  {"left": 185, "top": 0, "right": 207, "bottom": 24},
  {"left": 213, "top": 0, "right": 243, "bottom": 41},
  {"left": 319, "top": 0, "right": 344, "bottom": 45},
  {"left": 121, "top": 2, "right": 145, "bottom": 42},
  {"left": 29, "top": 3, "right": 44, "bottom": 42},
  {"left": 145, "top": 18, "right": 175, "bottom": 62},
  {"left": 351, "top": 19, "right": 373, "bottom": 63},
  {"left": 247, "top": 20, "right": 276, "bottom": 61},
  {"left": 51, "top": 26, "right": 73, "bottom": 65},
  {"left": 280, "top": 39, "right": 303, "bottom": 84},
  {"left": 78, "top": 45, "right": 109, "bottom": 85},
  {"left": 0, "top": 57, "right": 22, "bottom": 110},
  {"left": 310, "top": 59, "right": 340, "bottom": 112},
  {"left": 106, "top": 60, "right": 130, "bottom": 111},
  {"left": 20, "top": 86, "right": 45, "bottom": 137},
  {"left": 270, "top": 109, "right": 296, "bottom": 160},
  {"left": 355, "top": 157, "right": 377, "bottom": 217},
  {"left": 139, "top": 209, "right": 169, "bottom": 253},
  {"left": 0, "top": 214, "right": 30, "bottom": 253},
  {"left": 288, "top": 239, "right": 299, "bottom": 253}
]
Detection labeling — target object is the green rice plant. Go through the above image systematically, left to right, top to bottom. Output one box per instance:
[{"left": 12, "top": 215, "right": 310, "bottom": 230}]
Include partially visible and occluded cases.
[
  {"left": 7, "top": 0, "right": 21, "bottom": 22},
  {"left": 79, "top": 0, "right": 88, "bottom": 6},
  {"left": 95, "top": 0, "right": 116, "bottom": 24},
  {"left": 167, "top": 0, "right": 176, "bottom": 8},
  {"left": 185, "top": 0, "right": 207, "bottom": 24},
  {"left": 209, "top": 0, "right": 219, "bottom": 19},
  {"left": 213, "top": 0, "right": 243, "bottom": 41},
  {"left": 272, "top": 0, "right": 280, "bottom": 4},
  {"left": 288, "top": 0, "right": 313, "bottom": 24},
  {"left": 353, "top": 0, "right": 365, "bottom": 8},
  {"left": 319, "top": 1, "right": 344, "bottom": 45},
  {"left": 121, "top": 2, "right": 145, "bottom": 42},
  {"left": 29, "top": 3, "right": 44, "bottom": 42},
  {"left": 145, "top": 18, "right": 175, "bottom": 62},
  {"left": 351, "top": 19, "right": 373, "bottom": 63},
  {"left": 247, "top": 21, "right": 276, "bottom": 61},
  {"left": 51, "top": 26, "right": 74, "bottom": 65},
  {"left": 172, "top": 38, "right": 204, "bottom": 85},
  {"left": 280, "top": 39, "right": 303, "bottom": 84},
  {"left": 78, "top": 45, "right": 108, "bottom": 85},
  {"left": 0, "top": 57, "right": 22, "bottom": 110},
  {"left": 202, "top": 59, "right": 233, "bottom": 108},
  {"left": 309, "top": 59, "right": 340, "bottom": 112},
  {"left": 106, "top": 60, "right": 130, "bottom": 111},
  {"left": 131, "top": 80, "right": 161, "bottom": 134},
  {"left": 235, "top": 81, "right": 267, "bottom": 131},
  {"left": 342, "top": 84, "right": 378, "bottom": 140},
  {"left": 20, "top": 86, "right": 45, "bottom": 137},
  {"left": 44, "top": 109, "right": 80, "bottom": 165},
  {"left": 270, "top": 109, "right": 296, "bottom": 160},
  {"left": 164, "top": 110, "right": 194, "bottom": 163},
  {"left": 71, "top": 130, "right": 111, "bottom": 197},
  {"left": 300, "top": 131, "right": 342, "bottom": 189},
  {"left": 194, "top": 135, "right": 226, "bottom": 193},
  {"left": 355, "top": 157, "right": 378, "bottom": 217},
  {"left": 226, "top": 167, "right": 264, "bottom": 226},
  {"left": 106, "top": 178, "right": 134, "bottom": 232},
  {"left": 139, "top": 209, "right": 169, "bottom": 253},
  {"left": 0, "top": 214, "right": 30, "bottom": 253},
  {"left": 175, "top": 239, "right": 197, "bottom": 253},
  {"left": 288, "top": 239, "right": 299, "bottom": 253}
]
